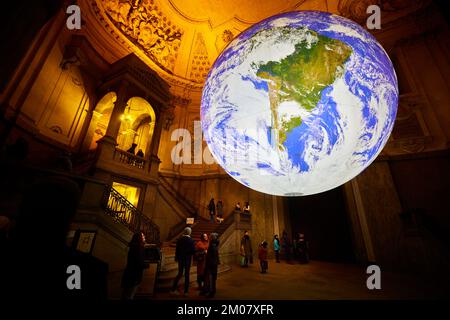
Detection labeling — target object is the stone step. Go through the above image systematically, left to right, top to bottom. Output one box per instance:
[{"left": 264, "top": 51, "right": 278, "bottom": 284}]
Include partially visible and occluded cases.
[
  {"left": 160, "top": 259, "right": 180, "bottom": 272},
  {"left": 156, "top": 264, "right": 232, "bottom": 292},
  {"left": 158, "top": 265, "right": 198, "bottom": 281}
]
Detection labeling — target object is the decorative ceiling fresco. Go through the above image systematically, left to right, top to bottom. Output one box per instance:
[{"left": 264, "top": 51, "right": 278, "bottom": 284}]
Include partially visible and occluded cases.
[
  {"left": 88, "top": 0, "right": 429, "bottom": 89},
  {"left": 102, "top": 0, "right": 183, "bottom": 73}
]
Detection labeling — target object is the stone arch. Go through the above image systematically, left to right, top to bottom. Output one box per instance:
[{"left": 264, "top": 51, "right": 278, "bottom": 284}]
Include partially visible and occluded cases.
[
  {"left": 87, "top": 91, "right": 117, "bottom": 150},
  {"left": 116, "top": 96, "right": 156, "bottom": 157}
]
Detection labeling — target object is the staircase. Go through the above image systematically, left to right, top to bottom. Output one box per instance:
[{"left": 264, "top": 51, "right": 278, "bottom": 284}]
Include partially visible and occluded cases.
[
  {"left": 157, "top": 174, "right": 201, "bottom": 241},
  {"left": 158, "top": 174, "right": 198, "bottom": 218},
  {"left": 103, "top": 185, "right": 160, "bottom": 245},
  {"left": 156, "top": 214, "right": 237, "bottom": 292},
  {"left": 167, "top": 218, "right": 216, "bottom": 247},
  {"left": 156, "top": 245, "right": 232, "bottom": 292}
]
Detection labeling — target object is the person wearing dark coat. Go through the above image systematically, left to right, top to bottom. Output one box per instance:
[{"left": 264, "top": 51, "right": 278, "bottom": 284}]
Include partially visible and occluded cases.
[
  {"left": 126, "top": 143, "right": 137, "bottom": 155},
  {"left": 136, "top": 149, "right": 144, "bottom": 158},
  {"left": 208, "top": 198, "right": 216, "bottom": 223},
  {"left": 216, "top": 200, "right": 224, "bottom": 223},
  {"left": 171, "top": 227, "right": 196, "bottom": 296},
  {"left": 240, "top": 230, "right": 253, "bottom": 267},
  {"left": 282, "top": 231, "right": 292, "bottom": 262},
  {"left": 121, "top": 232, "right": 146, "bottom": 300},
  {"left": 202, "top": 233, "right": 220, "bottom": 298},
  {"left": 297, "top": 233, "right": 309, "bottom": 264}
]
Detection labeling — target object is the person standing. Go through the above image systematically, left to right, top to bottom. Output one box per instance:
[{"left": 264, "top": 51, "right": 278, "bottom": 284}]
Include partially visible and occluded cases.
[
  {"left": 126, "top": 143, "right": 137, "bottom": 155},
  {"left": 126, "top": 143, "right": 137, "bottom": 165},
  {"left": 136, "top": 149, "right": 144, "bottom": 158},
  {"left": 136, "top": 149, "right": 145, "bottom": 167},
  {"left": 208, "top": 198, "right": 216, "bottom": 223},
  {"left": 216, "top": 200, "right": 224, "bottom": 223},
  {"left": 243, "top": 202, "right": 250, "bottom": 214},
  {"left": 170, "top": 227, "right": 196, "bottom": 297},
  {"left": 240, "top": 230, "right": 253, "bottom": 267},
  {"left": 282, "top": 231, "right": 291, "bottom": 263},
  {"left": 121, "top": 232, "right": 146, "bottom": 300},
  {"left": 195, "top": 233, "right": 209, "bottom": 291},
  {"left": 203, "top": 233, "right": 220, "bottom": 298},
  {"left": 293, "top": 233, "right": 300, "bottom": 260},
  {"left": 298, "top": 233, "right": 309, "bottom": 264},
  {"left": 273, "top": 234, "right": 281, "bottom": 263},
  {"left": 258, "top": 241, "right": 269, "bottom": 273}
]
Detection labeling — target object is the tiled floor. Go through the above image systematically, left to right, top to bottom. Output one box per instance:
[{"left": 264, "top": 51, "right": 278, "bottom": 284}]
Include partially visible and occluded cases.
[{"left": 153, "top": 259, "right": 450, "bottom": 300}]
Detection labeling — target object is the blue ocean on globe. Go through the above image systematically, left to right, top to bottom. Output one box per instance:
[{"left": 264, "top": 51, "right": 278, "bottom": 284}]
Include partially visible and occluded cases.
[{"left": 201, "top": 11, "right": 398, "bottom": 196}]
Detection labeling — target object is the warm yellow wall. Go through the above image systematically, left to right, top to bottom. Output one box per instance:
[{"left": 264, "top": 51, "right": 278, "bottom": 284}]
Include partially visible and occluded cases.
[
  {"left": 19, "top": 35, "right": 89, "bottom": 148},
  {"left": 112, "top": 181, "right": 141, "bottom": 207}
]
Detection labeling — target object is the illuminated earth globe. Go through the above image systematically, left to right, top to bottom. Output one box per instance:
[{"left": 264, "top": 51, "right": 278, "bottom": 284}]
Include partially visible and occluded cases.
[{"left": 201, "top": 11, "right": 398, "bottom": 196}]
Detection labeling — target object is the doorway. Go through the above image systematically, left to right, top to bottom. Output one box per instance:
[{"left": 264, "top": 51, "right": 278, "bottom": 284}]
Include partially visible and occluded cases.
[{"left": 287, "top": 186, "right": 355, "bottom": 263}]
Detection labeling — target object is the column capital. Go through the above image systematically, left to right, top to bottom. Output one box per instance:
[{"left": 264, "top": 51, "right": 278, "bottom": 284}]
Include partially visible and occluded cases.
[{"left": 158, "top": 104, "right": 176, "bottom": 131}]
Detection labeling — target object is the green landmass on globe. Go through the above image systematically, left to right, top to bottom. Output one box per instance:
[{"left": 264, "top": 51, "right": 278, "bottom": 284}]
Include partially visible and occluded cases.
[{"left": 256, "top": 29, "right": 352, "bottom": 146}]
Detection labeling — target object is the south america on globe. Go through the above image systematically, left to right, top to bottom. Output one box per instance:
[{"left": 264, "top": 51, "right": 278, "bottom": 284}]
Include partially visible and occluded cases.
[{"left": 201, "top": 11, "right": 398, "bottom": 196}]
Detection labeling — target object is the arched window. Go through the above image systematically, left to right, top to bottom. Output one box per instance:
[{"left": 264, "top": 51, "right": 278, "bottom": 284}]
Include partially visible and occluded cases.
[
  {"left": 88, "top": 92, "right": 116, "bottom": 150},
  {"left": 116, "top": 97, "right": 156, "bottom": 157}
]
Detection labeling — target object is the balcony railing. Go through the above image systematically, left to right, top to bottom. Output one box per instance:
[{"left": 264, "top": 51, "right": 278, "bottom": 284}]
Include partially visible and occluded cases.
[
  {"left": 114, "top": 148, "right": 146, "bottom": 169},
  {"left": 103, "top": 185, "right": 160, "bottom": 245}
]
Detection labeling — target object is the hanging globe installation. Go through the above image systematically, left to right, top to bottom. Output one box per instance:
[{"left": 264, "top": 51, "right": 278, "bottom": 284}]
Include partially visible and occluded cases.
[{"left": 201, "top": 11, "right": 398, "bottom": 196}]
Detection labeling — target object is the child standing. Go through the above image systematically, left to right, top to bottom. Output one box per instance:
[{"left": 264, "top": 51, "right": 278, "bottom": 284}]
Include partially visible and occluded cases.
[{"left": 258, "top": 241, "right": 268, "bottom": 273}]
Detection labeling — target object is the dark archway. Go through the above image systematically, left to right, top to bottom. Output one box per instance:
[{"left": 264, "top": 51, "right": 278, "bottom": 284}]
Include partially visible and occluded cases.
[{"left": 287, "top": 186, "right": 355, "bottom": 263}]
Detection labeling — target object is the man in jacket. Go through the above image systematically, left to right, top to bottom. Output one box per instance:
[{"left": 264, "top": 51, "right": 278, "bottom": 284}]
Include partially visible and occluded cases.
[{"left": 170, "top": 227, "right": 196, "bottom": 297}]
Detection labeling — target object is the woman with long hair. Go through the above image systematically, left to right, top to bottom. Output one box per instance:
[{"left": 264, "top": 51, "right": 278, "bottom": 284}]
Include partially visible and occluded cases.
[{"left": 121, "top": 232, "right": 146, "bottom": 300}]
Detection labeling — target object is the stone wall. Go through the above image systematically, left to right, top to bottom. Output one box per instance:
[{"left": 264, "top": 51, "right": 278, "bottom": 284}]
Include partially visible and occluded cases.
[{"left": 344, "top": 159, "right": 450, "bottom": 274}]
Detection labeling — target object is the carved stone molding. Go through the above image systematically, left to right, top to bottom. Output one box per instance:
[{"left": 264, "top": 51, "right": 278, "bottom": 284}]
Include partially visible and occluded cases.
[
  {"left": 101, "top": 0, "right": 183, "bottom": 73},
  {"left": 338, "top": 0, "right": 431, "bottom": 27},
  {"left": 338, "top": 0, "right": 378, "bottom": 24},
  {"left": 188, "top": 33, "right": 210, "bottom": 83},
  {"left": 59, "top": 35, "right": 111, "bottom": 84},
  {"left": 101, "top": 54, "right": 171, "bottom": 105},
  {"left": 383, "top": 93, "right": 433, "bottom": 155},
  {"left": 170, "top": 95, "right": 191, "bottom": 107},
  {"left": 163, "top": 107, "right": 175, "bottom": 130}
]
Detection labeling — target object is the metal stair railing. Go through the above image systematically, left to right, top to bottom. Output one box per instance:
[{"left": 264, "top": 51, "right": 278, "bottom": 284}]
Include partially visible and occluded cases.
[{"left": 102, "top": 185, "right": 160, "bottom": 245}]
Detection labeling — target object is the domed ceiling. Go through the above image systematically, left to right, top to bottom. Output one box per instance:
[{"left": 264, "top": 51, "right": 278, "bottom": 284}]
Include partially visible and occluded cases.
[{"left": 83, "top": 0, "right": 427, "bottom": 91}]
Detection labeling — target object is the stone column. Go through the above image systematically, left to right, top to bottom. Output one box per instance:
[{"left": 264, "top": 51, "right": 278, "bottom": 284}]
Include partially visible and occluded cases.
[
  {"left": 96, "top": 81, "right": 129, "bottom": 161},
  {"left": 103, "top": 81, "right": 130, "bottom": 140},
  {"left": 147, "top": 109, "right": 165, "bottom": 176},
  {"left": 80, "top": 110, "right": 102, "bottom": 151},
  {"left": 144, "top": 121, "right": 155, "bottom": 158},
  {"left": 348, "top": 161, "right": 404, "bottom": 270},
  {"left": 349, "top": 178, "right": 377, "bottom": 263}
]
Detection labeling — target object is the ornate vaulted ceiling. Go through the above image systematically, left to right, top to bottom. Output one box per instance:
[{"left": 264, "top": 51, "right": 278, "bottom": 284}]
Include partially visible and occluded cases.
[{"left": 81, "top": 0, "right": 428, "bottom": 93}]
